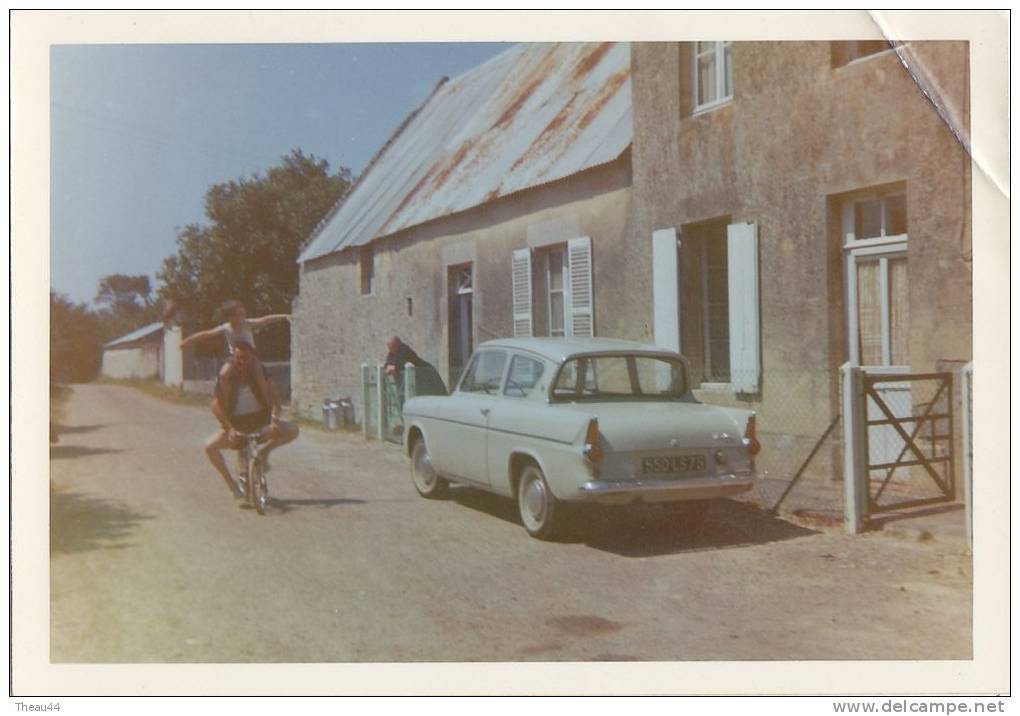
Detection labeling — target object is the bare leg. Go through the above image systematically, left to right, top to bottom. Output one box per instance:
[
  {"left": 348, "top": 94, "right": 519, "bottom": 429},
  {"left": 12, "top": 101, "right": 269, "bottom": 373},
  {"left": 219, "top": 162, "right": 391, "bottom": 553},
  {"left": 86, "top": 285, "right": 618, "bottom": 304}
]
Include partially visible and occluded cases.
[
  {"left": 257, "top": 420, "right": 299, "bottom": 463},
  {"left": 205, "top": 429, "right": 239, "bottom": 496}
]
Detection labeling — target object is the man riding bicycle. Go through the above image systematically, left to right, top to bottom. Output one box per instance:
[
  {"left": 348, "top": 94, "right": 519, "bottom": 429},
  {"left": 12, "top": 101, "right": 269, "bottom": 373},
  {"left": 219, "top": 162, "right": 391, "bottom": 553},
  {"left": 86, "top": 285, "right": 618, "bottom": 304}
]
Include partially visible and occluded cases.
[{"left": 204, "top": 339, "right": 298, "bottom": 498}]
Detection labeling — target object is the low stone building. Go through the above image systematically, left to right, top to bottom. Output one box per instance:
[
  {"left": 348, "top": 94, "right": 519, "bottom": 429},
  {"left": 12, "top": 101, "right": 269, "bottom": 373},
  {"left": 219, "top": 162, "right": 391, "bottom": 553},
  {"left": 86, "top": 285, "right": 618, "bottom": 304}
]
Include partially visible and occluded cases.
[
  {"left": 293, "top": 42, "right": 635, "bottom": 419},
  {"left": 101, "top": 321, "right": 183, "bottom": 385}
]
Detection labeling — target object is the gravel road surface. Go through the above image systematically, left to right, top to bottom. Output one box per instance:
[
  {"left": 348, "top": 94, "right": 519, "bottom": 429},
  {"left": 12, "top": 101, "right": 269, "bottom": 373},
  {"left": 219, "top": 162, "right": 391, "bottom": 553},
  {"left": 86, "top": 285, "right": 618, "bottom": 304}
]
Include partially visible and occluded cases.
[{"left": 49, "top": 384, "right": 972, "bottom": 663}]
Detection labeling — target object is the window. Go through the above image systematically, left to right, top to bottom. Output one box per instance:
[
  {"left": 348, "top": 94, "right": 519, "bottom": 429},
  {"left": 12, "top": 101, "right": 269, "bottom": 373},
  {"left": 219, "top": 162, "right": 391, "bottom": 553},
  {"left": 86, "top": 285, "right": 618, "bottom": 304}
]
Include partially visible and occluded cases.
[
  {"left": 831, "top": 40, "right": 897, "bottom": 67},
  {"left": 694, "top": 41, "right": 732, "bottom": 111},
  {"left": 843, "top": 189, "right": 909, "bottom": 367},
  {"left": 675, "top": 220, "right": 759, "bottom": 392},
  {"left": 702, "top": 233, "right": 730, "bottom": 382},
  {"left": 511, "top": 237, "right": 593, "bottom": 338},
  {"left": 360, "top": 245, "right": 374, "bottom": 295},
  {"left": 532, "top": 245, "right": 569, "bottom": 337},
  {"left": 448, "top": 264, "right": 474, "bottom": 385},
  {"left": 458, "top": 350, "right": 507, "bottom": 395},
  {"left": 504, "top": 355, "right": 545, "bottom": 398},
  {"left": 552, "top": 355, "right": 689, "bottom": 401}
]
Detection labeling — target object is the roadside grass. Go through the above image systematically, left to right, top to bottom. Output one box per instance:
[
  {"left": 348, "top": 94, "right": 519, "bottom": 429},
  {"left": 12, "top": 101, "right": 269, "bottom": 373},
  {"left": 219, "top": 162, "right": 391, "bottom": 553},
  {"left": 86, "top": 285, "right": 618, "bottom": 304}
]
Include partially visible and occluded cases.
[{"left": 93, "top": 376, "right": 211, "bottom": 408}]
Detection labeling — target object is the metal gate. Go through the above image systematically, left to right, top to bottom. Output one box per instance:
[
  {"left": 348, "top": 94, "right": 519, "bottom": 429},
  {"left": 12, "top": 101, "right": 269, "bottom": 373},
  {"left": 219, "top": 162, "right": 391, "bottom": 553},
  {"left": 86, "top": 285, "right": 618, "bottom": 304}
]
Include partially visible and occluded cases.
[{"left": 863, "top": 372, "right": 955, "bottom": 513}]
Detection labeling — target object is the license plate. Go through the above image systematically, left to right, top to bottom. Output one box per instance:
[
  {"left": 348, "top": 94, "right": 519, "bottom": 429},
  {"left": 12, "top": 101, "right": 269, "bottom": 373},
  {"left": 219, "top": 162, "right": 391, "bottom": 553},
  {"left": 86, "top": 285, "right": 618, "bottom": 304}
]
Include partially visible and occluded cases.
[{"left": 641, "top": 454, "right": 706, "bottom": 475}]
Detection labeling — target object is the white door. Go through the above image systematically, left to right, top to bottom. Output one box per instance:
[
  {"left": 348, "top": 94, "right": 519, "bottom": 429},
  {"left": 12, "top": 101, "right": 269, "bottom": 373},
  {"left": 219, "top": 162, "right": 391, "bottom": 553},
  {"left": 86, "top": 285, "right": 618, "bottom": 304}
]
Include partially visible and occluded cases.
[{"left": 848, "top": 249, "right": 911, "bottom": 469}]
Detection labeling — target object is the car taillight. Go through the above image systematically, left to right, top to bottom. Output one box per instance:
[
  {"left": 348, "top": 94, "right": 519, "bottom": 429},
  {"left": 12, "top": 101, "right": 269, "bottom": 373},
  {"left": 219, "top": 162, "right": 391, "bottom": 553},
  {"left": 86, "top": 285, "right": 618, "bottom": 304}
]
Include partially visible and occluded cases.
[
  {"left": 743, "top": 414, "right": 761, "bottom": 456},
  {"left": 583, "top": 418, "right": 603, "bottom": 464}
]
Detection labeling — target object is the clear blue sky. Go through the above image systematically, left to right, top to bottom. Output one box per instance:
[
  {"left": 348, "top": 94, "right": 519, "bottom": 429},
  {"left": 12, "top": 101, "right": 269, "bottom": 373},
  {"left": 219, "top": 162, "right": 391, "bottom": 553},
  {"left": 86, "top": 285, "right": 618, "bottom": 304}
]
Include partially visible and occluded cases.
[{"left": 50, "top": 42, "right": 509, "bottom": 305}]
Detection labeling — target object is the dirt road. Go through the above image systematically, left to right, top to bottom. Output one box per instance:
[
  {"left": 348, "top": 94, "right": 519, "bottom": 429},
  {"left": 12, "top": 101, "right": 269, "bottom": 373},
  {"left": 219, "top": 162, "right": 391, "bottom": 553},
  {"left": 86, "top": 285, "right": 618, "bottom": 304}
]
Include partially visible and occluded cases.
[{"left": 49, "top": 384, "right": 972, "bottom": 662}]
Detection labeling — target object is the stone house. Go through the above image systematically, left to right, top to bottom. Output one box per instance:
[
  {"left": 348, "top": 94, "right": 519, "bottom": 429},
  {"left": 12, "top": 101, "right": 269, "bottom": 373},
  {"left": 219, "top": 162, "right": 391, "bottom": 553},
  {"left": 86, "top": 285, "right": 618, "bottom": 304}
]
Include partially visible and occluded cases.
[
  {"left": 293, "top": 40, "right": 971, "bottom": 486},
  {"left": 628, "top": 40, "right": 971, "bottom": 480},
  {"left": 293, "top": 42, "right": 636, "bottom": 419}
]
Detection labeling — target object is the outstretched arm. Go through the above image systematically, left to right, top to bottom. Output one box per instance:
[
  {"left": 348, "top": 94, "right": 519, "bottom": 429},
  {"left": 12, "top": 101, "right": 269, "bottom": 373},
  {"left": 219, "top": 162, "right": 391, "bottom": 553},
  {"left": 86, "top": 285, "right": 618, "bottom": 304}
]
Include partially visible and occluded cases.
[
  {"left": 248, "top": 314, "right": 291, "bottom": 331},
  {"left": 181, "top": 325, "right": 224, "bottom": 350}
]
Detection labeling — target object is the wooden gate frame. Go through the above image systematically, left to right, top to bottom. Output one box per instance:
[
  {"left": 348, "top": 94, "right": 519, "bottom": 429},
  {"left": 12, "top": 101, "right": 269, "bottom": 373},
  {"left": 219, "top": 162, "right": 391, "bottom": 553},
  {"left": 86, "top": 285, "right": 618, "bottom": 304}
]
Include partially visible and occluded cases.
[{"left": 863, "top": 371, "right": 955, "bottom": 514}]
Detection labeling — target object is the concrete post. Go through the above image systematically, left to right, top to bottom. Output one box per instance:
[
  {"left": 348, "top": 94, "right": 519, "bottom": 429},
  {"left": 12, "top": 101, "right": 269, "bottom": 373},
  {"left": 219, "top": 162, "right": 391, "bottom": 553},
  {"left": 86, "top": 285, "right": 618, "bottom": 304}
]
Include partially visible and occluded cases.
[
  {"left": 162, "top": 325, "right": 183, "bottom": 387},
  {"left": 841, "top": 362, "right": 868, "bottom": 534},
  {"left": 961, "top": 362, "right": 973, "bottom": 549},
  {"left": 361, "top": 363, "right": 370, "bottom": 440},
  {"left": 403, "top": 363, "right": 417, "bottom": 401},
  {"left": 375, "top": 364, "right": 385, "bottom": 442}
]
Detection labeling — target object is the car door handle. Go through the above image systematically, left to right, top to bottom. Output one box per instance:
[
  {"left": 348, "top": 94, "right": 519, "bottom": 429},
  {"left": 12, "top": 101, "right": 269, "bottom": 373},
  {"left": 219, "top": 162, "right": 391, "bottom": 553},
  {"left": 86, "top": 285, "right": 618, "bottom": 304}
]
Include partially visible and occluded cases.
[{"left": 480, "top": 408, "right": 490, "bottom": 416}]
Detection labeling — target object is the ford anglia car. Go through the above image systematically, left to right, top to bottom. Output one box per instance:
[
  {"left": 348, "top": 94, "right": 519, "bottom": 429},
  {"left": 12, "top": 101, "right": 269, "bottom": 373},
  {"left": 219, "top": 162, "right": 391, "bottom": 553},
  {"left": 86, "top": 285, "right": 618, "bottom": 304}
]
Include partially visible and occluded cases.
[{"left": 402, "top": 338, "right": 761, "bottom": 539}]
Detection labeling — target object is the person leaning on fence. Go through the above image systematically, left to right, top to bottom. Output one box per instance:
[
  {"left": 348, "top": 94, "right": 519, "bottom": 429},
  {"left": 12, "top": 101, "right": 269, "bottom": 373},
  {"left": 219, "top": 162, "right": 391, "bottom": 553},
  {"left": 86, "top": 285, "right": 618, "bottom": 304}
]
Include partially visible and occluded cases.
[{"left": 383, "top": 336, "right": 426, "bottom": 380}]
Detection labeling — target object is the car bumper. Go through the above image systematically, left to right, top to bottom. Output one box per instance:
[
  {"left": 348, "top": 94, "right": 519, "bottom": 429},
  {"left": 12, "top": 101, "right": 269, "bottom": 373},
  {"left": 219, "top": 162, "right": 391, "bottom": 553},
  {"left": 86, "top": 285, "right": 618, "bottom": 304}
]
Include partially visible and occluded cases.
[{"left": 576, "top": 471, "right": 759, "bottom": 505}]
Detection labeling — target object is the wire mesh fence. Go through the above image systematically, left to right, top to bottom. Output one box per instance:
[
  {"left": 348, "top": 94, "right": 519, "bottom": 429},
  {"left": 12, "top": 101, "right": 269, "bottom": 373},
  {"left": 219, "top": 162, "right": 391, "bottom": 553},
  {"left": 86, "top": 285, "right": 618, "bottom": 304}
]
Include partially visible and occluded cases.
[{"left": 695, "top": 367, "right": 845, "bottom": 518}]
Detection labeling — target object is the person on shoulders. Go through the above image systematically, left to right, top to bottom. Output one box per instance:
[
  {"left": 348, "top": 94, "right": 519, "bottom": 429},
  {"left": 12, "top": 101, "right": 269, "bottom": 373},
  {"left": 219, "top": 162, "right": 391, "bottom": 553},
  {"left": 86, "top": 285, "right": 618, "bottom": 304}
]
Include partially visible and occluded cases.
[{"left": 205, "top": 340, "right": 298, "bottom": 498}]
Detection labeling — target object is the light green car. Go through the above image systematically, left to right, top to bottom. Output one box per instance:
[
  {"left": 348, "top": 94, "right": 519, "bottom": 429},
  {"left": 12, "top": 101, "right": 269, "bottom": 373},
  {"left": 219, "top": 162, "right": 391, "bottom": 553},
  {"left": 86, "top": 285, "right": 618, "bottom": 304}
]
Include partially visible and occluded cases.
[{"left": 403, "top": 337, "right": 761, "bottom": 540}]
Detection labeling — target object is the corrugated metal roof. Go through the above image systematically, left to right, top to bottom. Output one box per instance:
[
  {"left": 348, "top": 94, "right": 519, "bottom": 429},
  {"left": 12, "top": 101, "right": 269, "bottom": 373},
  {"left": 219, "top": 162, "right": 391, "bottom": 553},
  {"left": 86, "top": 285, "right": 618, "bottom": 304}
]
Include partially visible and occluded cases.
[
  {"left": 299, "top": 42, "right": 632, "bottom": 263},
  {"left": 104, "top": 321, "right": 163, "bottom": 349}
]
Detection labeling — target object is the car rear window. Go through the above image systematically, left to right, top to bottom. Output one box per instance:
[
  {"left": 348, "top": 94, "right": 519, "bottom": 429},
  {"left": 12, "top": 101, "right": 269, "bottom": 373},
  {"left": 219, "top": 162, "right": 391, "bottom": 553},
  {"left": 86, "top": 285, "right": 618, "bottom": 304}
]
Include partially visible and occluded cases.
[{"left": 552, "top": 354, "right": 689, "bottom": 400}]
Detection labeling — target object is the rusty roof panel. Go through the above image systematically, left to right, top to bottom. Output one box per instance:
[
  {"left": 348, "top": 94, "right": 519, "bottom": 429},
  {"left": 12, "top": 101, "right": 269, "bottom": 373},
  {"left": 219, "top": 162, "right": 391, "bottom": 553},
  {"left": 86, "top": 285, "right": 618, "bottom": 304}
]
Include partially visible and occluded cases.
[{"left": 299, "top": 42, "right": 632, "bottom": 263}]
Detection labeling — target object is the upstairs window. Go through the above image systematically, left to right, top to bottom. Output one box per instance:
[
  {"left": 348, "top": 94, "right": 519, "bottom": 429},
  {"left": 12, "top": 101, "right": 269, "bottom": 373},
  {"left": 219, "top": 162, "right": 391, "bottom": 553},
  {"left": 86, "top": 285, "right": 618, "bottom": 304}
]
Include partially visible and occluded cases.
[
  {"left": 831, "top": 40, "right": 898, "bottom": 67},
  {"left": 694, "top": 41, "right": 732, "bottom": 111}
]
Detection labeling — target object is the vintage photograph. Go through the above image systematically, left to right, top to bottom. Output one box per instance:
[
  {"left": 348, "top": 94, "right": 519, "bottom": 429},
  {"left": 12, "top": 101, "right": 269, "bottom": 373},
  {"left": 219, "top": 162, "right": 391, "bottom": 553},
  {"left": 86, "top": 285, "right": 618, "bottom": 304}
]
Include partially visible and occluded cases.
[{"left": 13, "top": 10, "right": 1009, "bottom": 697}]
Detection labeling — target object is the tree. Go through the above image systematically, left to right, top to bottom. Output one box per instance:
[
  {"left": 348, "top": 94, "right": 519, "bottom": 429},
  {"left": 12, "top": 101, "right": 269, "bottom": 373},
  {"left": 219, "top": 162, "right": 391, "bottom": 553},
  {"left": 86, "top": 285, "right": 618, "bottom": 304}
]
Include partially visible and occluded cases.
[
  {"left": 158, "top": 149, "right": 351, "bottom": 360},
  {"left": 93, "top": 273, "right": 160, "bottom": 341},
  {"left": 95, "top": 274, "right": 154, "bottom": 313},
  {"left": 50, "top": 291, "right": 104, "bottom": 384}
]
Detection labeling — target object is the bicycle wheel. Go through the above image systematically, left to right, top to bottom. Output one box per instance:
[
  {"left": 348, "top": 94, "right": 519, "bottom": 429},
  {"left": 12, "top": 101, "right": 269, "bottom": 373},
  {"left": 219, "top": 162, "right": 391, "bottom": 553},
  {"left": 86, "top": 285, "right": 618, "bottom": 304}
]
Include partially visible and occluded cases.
[{"left": 249, "top": 453, "right": 268, "bottom": 515}]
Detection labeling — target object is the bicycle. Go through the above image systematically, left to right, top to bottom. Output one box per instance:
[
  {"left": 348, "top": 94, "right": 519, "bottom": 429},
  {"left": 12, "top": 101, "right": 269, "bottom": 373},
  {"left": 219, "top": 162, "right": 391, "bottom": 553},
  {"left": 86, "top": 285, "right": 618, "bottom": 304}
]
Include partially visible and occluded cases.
[{"left": 233, "top": 429, "right": 270, "bottom": 515}]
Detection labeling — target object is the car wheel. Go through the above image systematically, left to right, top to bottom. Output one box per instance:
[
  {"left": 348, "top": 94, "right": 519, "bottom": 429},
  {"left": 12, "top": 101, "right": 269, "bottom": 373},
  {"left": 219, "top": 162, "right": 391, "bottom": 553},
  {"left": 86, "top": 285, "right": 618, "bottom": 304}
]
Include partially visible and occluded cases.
[
  {"left": 410, "top": 438, "right": 448, "bottom": 499},
  {"left": 517, "top": 464, "right": 561, "bottom": 540}
]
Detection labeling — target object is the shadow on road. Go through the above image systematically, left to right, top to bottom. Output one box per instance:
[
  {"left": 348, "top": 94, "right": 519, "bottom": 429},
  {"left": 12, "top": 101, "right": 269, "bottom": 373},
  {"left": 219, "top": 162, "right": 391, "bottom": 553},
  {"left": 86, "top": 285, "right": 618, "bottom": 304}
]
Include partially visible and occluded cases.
[
  {"left": 54, "top": 423, "right": 107, "bottom": 436},
  {"left": 49, "top": 445, "right": 123, "bottom": 460},
  {"left": 448, "top": 486, "right": 817, "bottom": 556},
  {"left": 50, "top": 488, "right": 152, "bottom": 556},
  {"left": 269, "top": 497, "right": 367, "bottom": 514},
  {"left": 577, "top": 500, "right": 818, "bottom": 557}
]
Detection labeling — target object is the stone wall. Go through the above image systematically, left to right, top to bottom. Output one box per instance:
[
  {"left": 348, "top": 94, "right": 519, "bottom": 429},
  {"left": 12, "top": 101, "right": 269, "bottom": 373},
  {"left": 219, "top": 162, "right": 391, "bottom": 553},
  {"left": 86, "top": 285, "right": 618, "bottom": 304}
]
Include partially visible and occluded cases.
[{"left": 293, "top": 156, "right": 634, "bottom": 422}]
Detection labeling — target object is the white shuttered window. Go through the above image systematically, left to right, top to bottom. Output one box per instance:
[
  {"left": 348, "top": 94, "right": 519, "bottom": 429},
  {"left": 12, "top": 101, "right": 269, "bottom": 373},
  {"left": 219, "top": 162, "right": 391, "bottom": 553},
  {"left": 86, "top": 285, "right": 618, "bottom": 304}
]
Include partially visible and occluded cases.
[
  {"left": 726, "top": 222, "right": 760, "bottom": 393},
  {"left": 567, "top": 236, "right": 594, "bottom": 338},
  {"left": 511, "top": 248, "right": 533, "bottom": 337}
]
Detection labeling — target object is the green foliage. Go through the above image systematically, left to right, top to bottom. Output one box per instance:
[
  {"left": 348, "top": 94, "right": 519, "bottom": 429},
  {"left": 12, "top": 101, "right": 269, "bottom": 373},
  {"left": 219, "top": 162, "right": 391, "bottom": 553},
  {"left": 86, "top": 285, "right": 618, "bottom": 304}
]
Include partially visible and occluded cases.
[
  {"left": 158, "top": 149, "right": 351, "bottom": 359},
  {"left": 93, "top": 273, "right": 161, "bottom": 342},
  {"left": 50, "top": 291, "right": 103, "bottom": 383}
]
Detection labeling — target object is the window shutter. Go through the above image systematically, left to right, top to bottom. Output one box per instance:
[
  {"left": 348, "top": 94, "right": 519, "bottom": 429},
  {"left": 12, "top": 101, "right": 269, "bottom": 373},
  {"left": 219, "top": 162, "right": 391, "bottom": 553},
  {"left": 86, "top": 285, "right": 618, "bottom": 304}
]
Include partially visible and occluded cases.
[
  {"left": 727, "top": 222, "right": 760, "bottom": 393},
  {"left": 652, "top": 228, "right": 681, "bottom": 352},
  {"left": 567, "top": 236, "right": 594, "bottom": 338},
  {"left": 511, "top": 248, "right": 533, "bottom": 337}
]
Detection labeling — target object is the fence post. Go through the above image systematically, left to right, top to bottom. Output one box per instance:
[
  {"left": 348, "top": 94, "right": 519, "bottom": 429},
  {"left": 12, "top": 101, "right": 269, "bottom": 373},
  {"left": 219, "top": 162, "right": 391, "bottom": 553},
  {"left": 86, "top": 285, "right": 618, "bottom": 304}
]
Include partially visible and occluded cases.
[
  {"left": 841, "top": 362, "right": 868, "bottom": 534},
  {"left": 961, "top": 362, "right": 973, "bottom": 549},
  {"left": 361, "top": 363, "right": 370, "bottom": 440},
  {"left": 404, "top": 363, "right": 417, "bottom": 401},
  {"left": 375, "top": 364, "right": 385, "bottom": 441}
]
